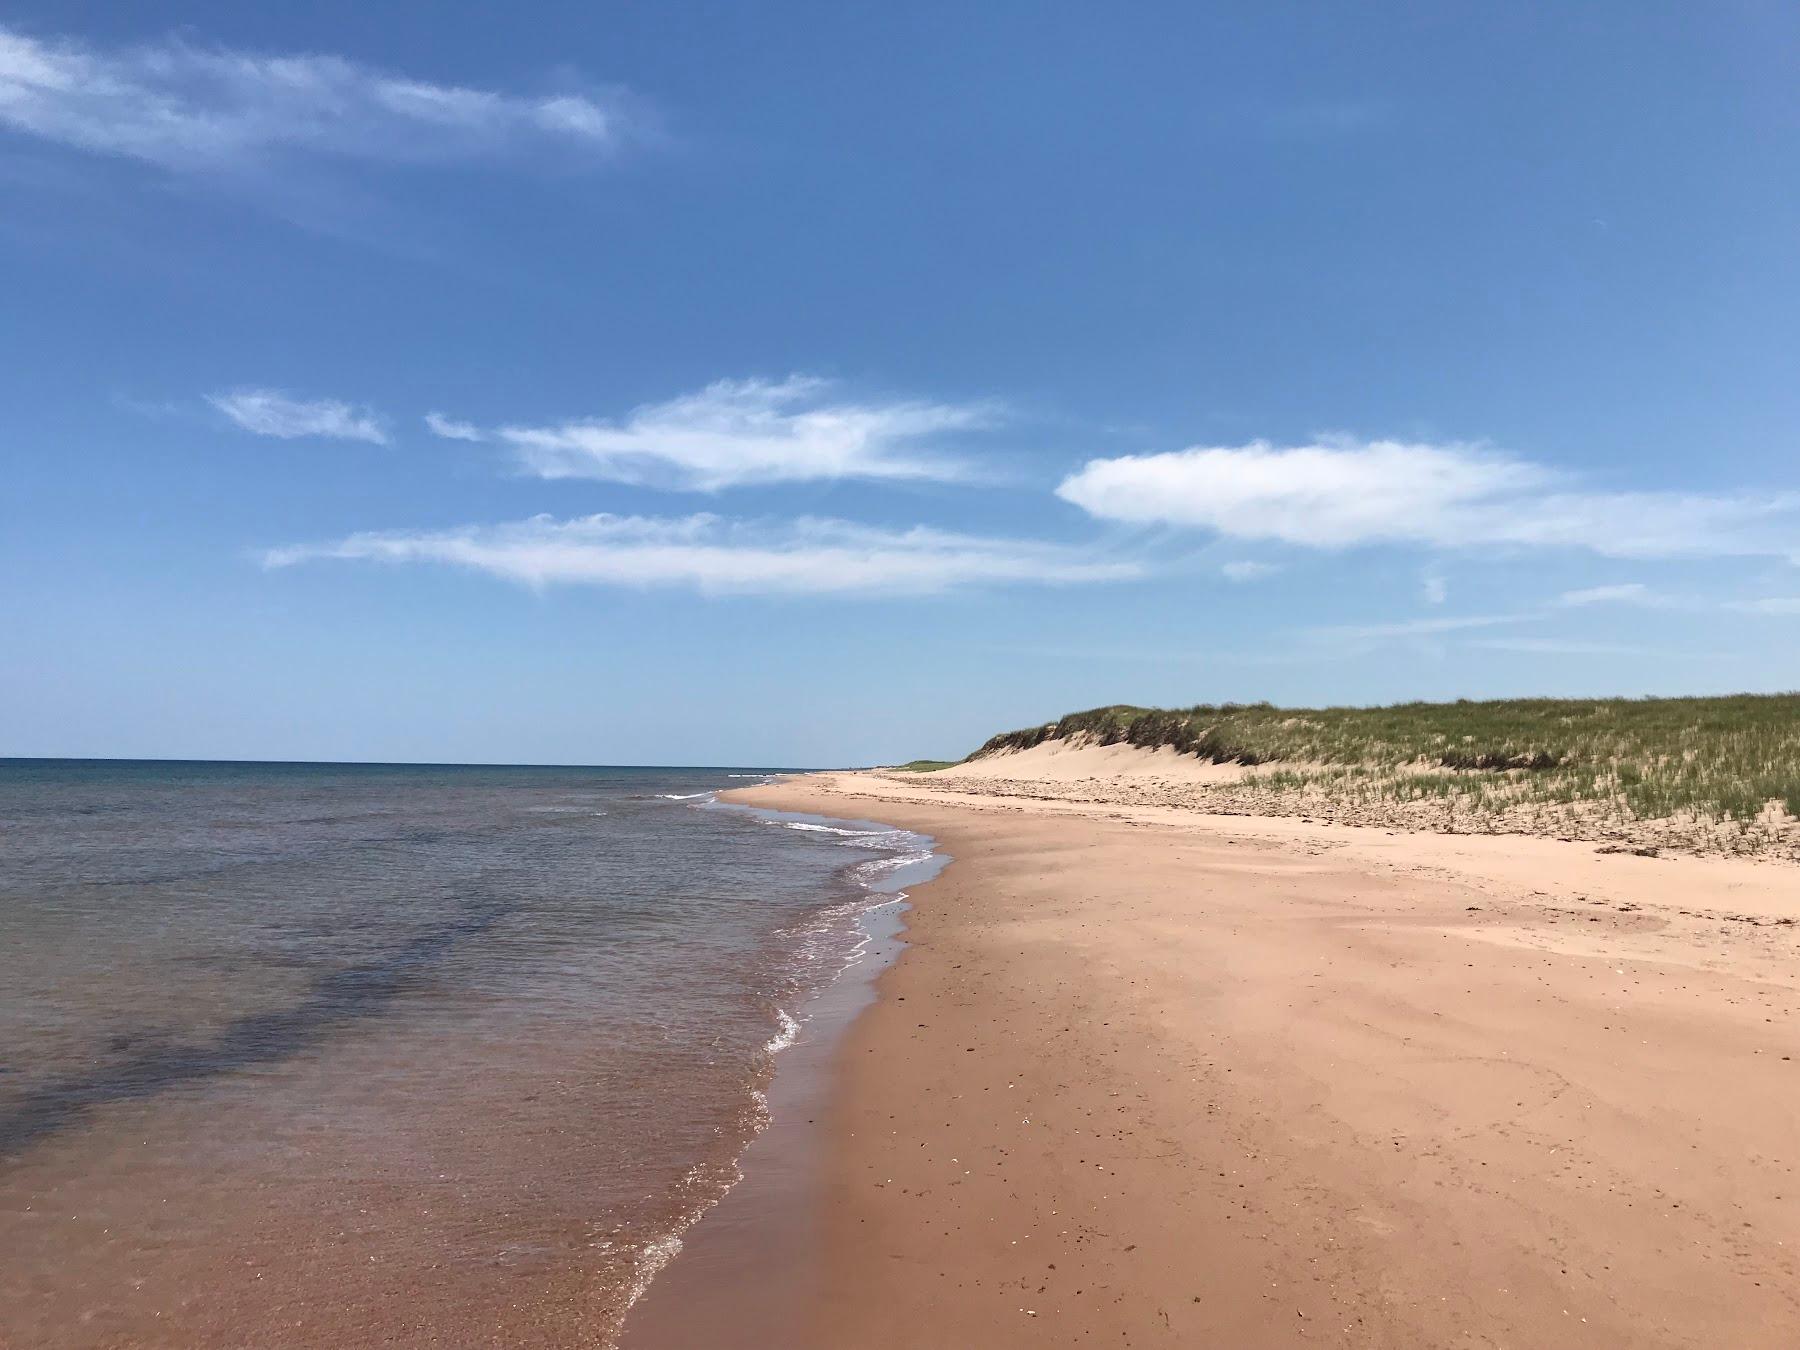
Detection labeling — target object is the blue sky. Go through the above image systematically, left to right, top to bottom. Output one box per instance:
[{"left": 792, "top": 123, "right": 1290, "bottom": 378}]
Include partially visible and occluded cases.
[{"left": 5, "top": 2, "right": 1799, "bottom": 766}]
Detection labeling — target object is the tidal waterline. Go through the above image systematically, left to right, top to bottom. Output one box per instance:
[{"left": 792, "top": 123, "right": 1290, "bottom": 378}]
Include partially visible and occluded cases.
[{"left": 0, "top": 760, "right": 934, "bottom": 1347}]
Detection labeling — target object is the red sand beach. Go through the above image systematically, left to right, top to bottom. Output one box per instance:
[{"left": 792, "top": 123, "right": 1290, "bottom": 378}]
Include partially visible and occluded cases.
[{"left": 639, "top": 765, "right": 1800, "bottom": 1348}]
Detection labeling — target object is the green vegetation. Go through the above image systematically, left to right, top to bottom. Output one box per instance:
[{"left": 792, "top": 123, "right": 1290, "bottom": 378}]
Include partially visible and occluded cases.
[
  {"left": 972, "top": 694, "right": 1800, "bottom": 829},
  {"left": 891, "top": 759, "right": 961, "bottom": 772}
]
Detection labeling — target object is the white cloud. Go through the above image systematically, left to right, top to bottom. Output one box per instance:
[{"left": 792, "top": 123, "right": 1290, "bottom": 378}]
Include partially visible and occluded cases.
[
  {"left": 0, "top": 25, "right": 629, "bottom": 174},
  {"left": 496, "top": 376, "right": 991, "bottom": 490},
  {"left": 208, "top": 388, "right": 387, "bottom": 444},
  {"left": 424, "top": 411, "right": 484, "bottom": 442},
  {"left": 1056, "top": 438, "right": 1800, "bottom": 560},
  {"left": 1059, "top": 440, "right": 1541, "bottom": 544},
  {"left": 262, "top": 513, "right": 1141, "bottom": 596},
  {"left": 1220, "top": 560, "right": 1279, "bottom": 582},
  {"left": 1421, "top": 568, "right": 1448, "bottom": 605},
  {"left": 1557, "top": 582, "right": 1656, "bottom": 607},
  {"left": 1729, "top": 597, "right": 1800, "bottom": 615},
  {"left": 1306, "top": 613, "right": 1524, "bottom": 642},
  {"left": 1469, "top": 637, "right": 1657, "bottom": 656}
]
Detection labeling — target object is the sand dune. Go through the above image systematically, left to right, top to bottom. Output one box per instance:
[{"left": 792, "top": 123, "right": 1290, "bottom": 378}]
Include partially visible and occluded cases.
[
  {"left": 898, "top": 736, "right": 1800, "bottom": 861},
  {"left": 922, "top": 738, "right": 1257, "bottom": 783}
]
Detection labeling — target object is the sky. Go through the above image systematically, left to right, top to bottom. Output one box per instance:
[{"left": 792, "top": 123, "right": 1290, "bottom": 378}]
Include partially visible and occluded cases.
[{"left": 4, "top": 2, "right": 1799, "bottom": 766}]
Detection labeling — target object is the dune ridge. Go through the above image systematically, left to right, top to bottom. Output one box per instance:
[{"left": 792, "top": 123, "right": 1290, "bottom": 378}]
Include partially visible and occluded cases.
[{"left": 904, "top": 693, "right": 1800, "bottom": 859}]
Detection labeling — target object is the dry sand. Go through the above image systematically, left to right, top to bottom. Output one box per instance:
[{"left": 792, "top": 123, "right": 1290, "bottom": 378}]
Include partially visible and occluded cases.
[{"left": 709, "top": 764, "right": 1800, "bottom": 1349}]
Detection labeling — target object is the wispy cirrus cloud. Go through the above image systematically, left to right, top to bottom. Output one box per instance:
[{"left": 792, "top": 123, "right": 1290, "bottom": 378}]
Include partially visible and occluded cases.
[
  {"left": 0, "top": 25, "right": 634, "bottom": 176},
  {"left": 487, "top": 376, "right": 993, "bottom": 490},
  {"left": 208, "top": 388, "right": 387, "bottom": 444},
  {"left": 424, "top": 411, "right": 484, "bottom": 442},
  {"left": 1056, "top": 438, "right": 1800, "bottom": 561},
  {"left": 262, "top": 513, "right": 1140, "bottom": 596},
  {"left": 1220, "top": 560, "right": 1279, "bottom": 582},
  {"left": 1557, "top": 582, "right": 1662, "bottom": 608},
  {"left": 1729, "top": 597, "right": 1800, "bottom": 616},
  {"left": 1300, "top": 612, "right": 1670, "bottom": 660},
  {"left": 1304, "top": 613, "right": 1526, "bottom": 643},
  {"left": 1469, "top": 637, "right": 1660, "bottom": 656}
]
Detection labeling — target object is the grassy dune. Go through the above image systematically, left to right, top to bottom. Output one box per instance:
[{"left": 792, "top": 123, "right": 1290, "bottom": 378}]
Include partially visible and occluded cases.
[{"left": 960, "top": 694, "right": 1800, "bottom": 857}]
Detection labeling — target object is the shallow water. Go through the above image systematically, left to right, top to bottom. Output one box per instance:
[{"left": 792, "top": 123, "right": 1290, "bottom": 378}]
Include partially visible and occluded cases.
[{"left": 0, "top": 760, "right": 930, "bottom": 1347}]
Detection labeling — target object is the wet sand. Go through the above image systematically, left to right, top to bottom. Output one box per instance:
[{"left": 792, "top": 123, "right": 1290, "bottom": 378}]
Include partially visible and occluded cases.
[
  {"left": 707, "top": 770, "right": 1800, "bottom": 1349},
  {"left": 622, "top": 897, "right": 908, "bottom": 1349}
]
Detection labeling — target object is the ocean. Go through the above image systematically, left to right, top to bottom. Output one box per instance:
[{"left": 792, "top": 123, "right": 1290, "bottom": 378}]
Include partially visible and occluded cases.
[{"left": 0, "top": 759, "right": 935, "bottom": 1347}]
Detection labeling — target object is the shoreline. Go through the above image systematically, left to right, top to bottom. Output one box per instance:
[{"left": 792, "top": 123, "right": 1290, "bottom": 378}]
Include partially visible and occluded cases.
[
  {"left": 676, "top": 770, "right": 1800, "bottom": 1348},
  {"left": 622, "top": 797, "right": 942, "bottom": 1349}
]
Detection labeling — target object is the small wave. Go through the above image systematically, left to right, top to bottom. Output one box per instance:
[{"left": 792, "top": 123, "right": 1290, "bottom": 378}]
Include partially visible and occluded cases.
[
  {"left": 656, "top": 792, "right": 714, "bottom": 801},
  {"left": 780, "top": 821, "right": 888, "bottom": 837},
  {"left": 850, "top": 849, "right": 936, "bottom": 882},
  {"left": 608, "top": 997, "right": 815, "bottom": 1333},
  {"left": 765, "top": 1008, "right": 801, "bottom": 1055},
  {"left": 608, "top": 1158, "right": 744, "bottom": 1336},
  {"left": 626, "top": 1230, "right": 688, "bottom": 1303}
]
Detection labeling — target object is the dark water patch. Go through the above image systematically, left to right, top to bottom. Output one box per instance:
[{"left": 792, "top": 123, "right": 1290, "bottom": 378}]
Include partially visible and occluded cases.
[{"left": 0, "top": 901, "right": 511, "bottom": 1157}]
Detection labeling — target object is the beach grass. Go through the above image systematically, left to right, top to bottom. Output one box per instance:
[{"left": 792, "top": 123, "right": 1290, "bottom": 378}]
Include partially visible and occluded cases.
[
  {"left": 970, "top": 693, "right": 1800, "bottom": 840},
  {"left": 891, "top": 759, "right": 960, "bottom": 772}
]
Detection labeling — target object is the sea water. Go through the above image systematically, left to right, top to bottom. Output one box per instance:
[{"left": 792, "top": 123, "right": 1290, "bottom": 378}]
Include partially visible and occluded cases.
[{"left": 0, "top": 759, "right": 932, "bottom": 1347}]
